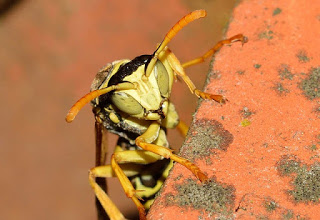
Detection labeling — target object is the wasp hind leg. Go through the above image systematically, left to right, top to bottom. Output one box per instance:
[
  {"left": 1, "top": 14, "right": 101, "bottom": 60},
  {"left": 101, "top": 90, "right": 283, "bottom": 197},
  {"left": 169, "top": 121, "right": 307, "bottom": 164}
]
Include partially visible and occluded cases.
[
  {"left": 90, "top": 150, "right": 163, "bottom": 220},
  {"left": 89, "top": 165, "right": 126, "bottom": 220}
]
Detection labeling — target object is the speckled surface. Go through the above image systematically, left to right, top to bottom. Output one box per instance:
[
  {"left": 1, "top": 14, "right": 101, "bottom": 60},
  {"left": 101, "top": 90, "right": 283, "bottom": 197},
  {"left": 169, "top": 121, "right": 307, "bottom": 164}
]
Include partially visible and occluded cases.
[
  {"left": 148, "top": 0, "right": 320, "bottom": 219},
  {"left": 0, "top": 1, "right": 237, "bottom": 219}
]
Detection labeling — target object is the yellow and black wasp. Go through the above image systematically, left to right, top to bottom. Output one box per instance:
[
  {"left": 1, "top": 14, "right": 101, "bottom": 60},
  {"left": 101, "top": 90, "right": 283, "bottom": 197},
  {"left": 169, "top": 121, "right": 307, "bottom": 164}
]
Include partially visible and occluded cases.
[{"left": 66, "top": 9, "right": 247, "bottom": 220}]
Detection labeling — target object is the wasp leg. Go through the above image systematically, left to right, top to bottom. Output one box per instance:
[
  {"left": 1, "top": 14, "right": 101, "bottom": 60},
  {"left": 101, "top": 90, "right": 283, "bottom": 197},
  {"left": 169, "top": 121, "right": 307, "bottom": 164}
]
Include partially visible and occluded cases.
[
  {"left": 182, "top": 34, "right": 248, "bottom": 68},
  {"left": 166, "top": 49, "right": 227, "bottom": 104},
  {"left": 176, "top": 120, "right": 189, "bottom": 137},
  {"left": 136, "top": 122, "right": 208, "bottom": 182},
  {"left": 90, "top": 150, "right": 161, "bottom": 220},
  {"left": 111, "top": 150, "right": 164, "bottom": 220},
  {"left": 89, "top": 165, "right": 126, "bottom": 220}
]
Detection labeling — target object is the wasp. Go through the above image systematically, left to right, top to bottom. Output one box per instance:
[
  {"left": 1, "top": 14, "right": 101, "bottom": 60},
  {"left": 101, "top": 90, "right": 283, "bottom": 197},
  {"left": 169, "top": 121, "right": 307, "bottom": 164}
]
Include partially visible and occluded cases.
[{"left": 66, "top": 9, "right": 247, "bottom": 220}]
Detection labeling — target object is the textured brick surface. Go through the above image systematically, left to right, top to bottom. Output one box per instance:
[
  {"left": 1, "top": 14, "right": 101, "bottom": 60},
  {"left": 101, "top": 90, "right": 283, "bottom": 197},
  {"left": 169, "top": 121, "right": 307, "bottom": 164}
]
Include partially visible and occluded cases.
[
  {"left": 149, "top": 0, "right": 320, "bottom": 219},
  {"left": 0, "top": 1, "right": 237, "bottom": 219}
]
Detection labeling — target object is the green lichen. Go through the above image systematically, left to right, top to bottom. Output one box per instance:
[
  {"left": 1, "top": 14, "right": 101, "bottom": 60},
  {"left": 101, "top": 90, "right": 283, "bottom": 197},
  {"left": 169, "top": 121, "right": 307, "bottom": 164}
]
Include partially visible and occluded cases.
[
  {"left": 273, "top": 8, "right": 282, "bottom": 16},
  {"left": 259, "top": 30, "right": 274, "bottom": 40},
  {"left": 297, "top": 50, "right": 310, "bottom": 63},
  {"left": 254, "top": 64, "right": 262, "bottom": 69},
  {"left": 279, "top": 64, "right": 294, "bottom": 80},
  {"left": 300, "top": 67, "right": 320, "bottom": 100},
  {"left": 273, "top": 82, "right": 290, "bottom": 95},
  {"left": 241, "top": 106, "right": 254, "bottom": 118},
  {"left": 182, "top": 119, "right": 233, "bottom": 161},
  {"left": 310, "top": 144, "right": 318, "bottom": 151},
  {"left": 277, "top": 156, "right": 320, "bottom": 203},
  {"left": 277, "top": 156, "right": 301, "bottom": 176},
  {"left": 289, "top": 163, "right": 320, "bottom": 203},
  {"left": 166, "top": 178, "right": 235, "bottom": 216},
  {"left": 264, "top": 199, "right": 278, "bottom": 212},
  {"left": 282, "top": 210, "right": 294, "bottom": 219}
]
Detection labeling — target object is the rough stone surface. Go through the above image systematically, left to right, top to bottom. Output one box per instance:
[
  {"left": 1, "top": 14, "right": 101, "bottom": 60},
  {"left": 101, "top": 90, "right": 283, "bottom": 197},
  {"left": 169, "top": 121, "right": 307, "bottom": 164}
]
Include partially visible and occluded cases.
[{"left": 148, "top": 0, "right": 320, "bottom": 219}]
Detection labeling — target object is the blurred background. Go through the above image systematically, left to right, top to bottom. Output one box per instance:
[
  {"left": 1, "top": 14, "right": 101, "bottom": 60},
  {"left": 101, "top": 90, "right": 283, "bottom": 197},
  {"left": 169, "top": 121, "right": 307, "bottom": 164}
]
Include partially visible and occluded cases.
[{"left": 0, "top": 0, "right": 238, "bottom": 219}]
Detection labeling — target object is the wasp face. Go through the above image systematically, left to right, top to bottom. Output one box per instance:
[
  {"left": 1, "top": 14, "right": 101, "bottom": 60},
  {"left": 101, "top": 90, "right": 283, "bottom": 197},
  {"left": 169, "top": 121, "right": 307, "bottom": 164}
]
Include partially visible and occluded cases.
[{"left": 91, "top": 55, "right": 174, "bottom": 121}]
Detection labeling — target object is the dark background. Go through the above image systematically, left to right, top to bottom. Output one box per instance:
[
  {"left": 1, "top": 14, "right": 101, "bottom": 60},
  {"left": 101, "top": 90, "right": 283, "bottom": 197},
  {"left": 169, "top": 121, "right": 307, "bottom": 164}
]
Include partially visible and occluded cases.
[{"left": 0, "top": 0, "right": 237, "bottom": 219}]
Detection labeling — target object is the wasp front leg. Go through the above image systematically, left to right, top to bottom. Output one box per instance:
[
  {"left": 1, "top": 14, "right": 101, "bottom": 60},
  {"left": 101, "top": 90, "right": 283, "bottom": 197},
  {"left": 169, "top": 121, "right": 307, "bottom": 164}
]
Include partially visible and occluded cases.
[
  {"left": 164, "top": 34, "right": 247, "bottom": 103},
  {"left": 165, "top": 49, "right": 227, "bottom": 104},
  {"left": 135, "top": 122, "right": 208, "bottom": 182}
]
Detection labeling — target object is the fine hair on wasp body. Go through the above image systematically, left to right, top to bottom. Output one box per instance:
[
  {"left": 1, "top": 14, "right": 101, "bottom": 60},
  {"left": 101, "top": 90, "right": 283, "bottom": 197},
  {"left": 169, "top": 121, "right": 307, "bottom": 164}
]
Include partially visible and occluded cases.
[{"left": 66, "top": 9, "right": 247, "bottom": 220}]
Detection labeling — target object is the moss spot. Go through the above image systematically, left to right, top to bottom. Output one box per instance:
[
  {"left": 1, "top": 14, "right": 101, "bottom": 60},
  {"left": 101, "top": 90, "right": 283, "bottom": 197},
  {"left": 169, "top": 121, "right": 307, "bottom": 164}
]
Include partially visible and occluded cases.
[
  {"left": 273, "top": 8, "right": 282, "bottom": 16},
  {"left": 259, "top": 30, "right": 274, "bottom": 40},
  {"left": 297, "top": 50, "right": 310, "bottom": 63},
  {"left": 254, "top": 64, "right": 262, "bottom": 69},
  {"left": 279, "top": 64, "right": 294, "bottom": 80},
  {"left": 300, "top": 67, "right": 320, "bottom": 100},
  {"left": 237, "top": 70, "right": 245, "bottom": 75},
  {"left": 273, "top": 82, "right": 290, "bottom": 95},
  {"left": 314, "top": 105, "right": 320, "bottom": 118},
  {"left": 240, "top": 106, "right": 254, "bottom": 118},
  {"left": 181, "top": 119, "right": 233, "bottom": 161},
  {"left": 310, "top": 144, "right": 318, "bottom": 151},
  {"left": 277, "top": 155, "right": 320, "bottom": 203},
  {"left": 277, "top": 155, "right": 301, "bottom": 176},
  {"left": 290, "top": 163, "right": 320, "bottom": 203},
  {"left": 166, "top": 177, "right": 235, "bottom": 216},
  {"left": 264, "top": 199, "right": 278, "bottom": 212},
  {"left": 282, "top": 210, "right": 294, "bottom": 219}
]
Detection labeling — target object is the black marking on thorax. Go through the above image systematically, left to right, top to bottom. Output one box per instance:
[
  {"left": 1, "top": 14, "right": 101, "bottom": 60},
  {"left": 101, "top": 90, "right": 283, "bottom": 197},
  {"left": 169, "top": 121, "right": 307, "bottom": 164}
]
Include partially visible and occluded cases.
[
  {"left": 96, "top": 54, "right": 152, "bottom": 109},
  {"left": 108, "top": 54, "right": 152, "bottom": 86}
]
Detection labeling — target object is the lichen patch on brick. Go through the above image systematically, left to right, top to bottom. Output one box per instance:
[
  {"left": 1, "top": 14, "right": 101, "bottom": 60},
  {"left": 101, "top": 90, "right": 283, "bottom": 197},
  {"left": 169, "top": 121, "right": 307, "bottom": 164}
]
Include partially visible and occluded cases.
[
  {"left": 273, "top": 8, "right": 282, "bottom": 16},
  {"left": 258, "top": 30, "right": 274, "bottom": 40},
  {"left": 296, "top": 50, "right": 311, "bottom": 63},
  {"left": 254, "top": 63, "right": 262, "bottom": 69},
  {"left": 278, "top": 64, "right": 294, "bottom": 80},
  {"left": 300, "top": 67, "right": 320, "bottom": 100},
  {"left": 272, "top": 82, "right": 290, "bottom": 96},
  {"left": 240, "top": 106, "right": 255, "bottom": 118},
  {"left": 180, "top": 119, "right": 233, "bottom": 161},
  {"left": 277, "top": 155, "right": 320, "bottom": 203},
  {"left": 165, "top": 177, "right": 235, "bottom": 217},
  {"left": 235, "top": 194, "right": 307, "bottom": 219},
  {"left": 264, "top": 198, "right": 278, "bottom": 212}
]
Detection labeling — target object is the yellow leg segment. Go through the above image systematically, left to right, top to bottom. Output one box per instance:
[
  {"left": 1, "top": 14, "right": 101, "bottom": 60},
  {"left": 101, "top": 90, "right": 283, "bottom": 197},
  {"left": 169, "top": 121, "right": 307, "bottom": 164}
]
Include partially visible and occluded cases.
[
  {"left": 182, "top": 34, "right": 248, "bottom": 68},
  {"left": 166, "top": 48, "right": 227, "bottom": 103},
  {"left": 176, "top": 120, "right": 189, "bottom": 137},
  {"left": 136, "top": 122, "right": 208, "bottom": 182},
  {"left": 89, "top": 149, "right": 162, "bottom": 220},
  {"left": 111, "top": 155, "right": 147, "bottom": 220},
  {"left": 89, "top": 166, "right": 125, "bottom": 220}
]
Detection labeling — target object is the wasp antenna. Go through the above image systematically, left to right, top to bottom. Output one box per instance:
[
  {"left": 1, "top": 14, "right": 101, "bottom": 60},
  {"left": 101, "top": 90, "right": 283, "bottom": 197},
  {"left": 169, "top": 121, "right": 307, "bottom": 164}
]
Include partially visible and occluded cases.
[
  {"left": 145, "top": 9, "right": 207, "bottom": 77},
  {"left": 65, "top": 83, "right": 136, "bottom": 123},
  {"left": 66, "top": 89, "right": 111, "bottom": 123}
]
